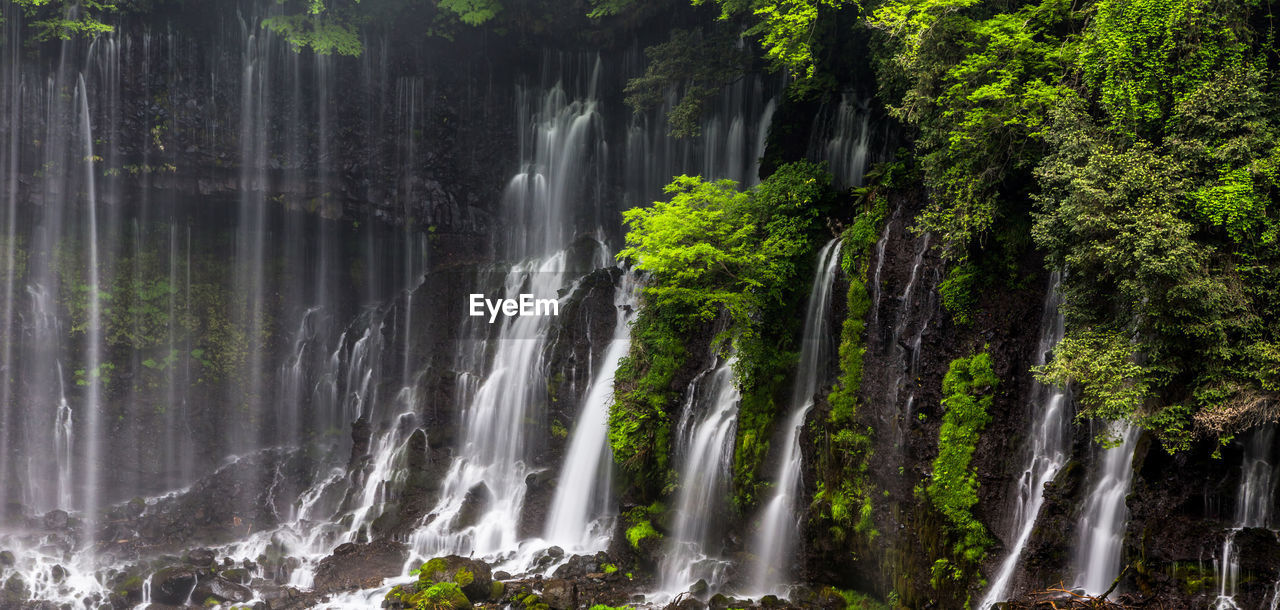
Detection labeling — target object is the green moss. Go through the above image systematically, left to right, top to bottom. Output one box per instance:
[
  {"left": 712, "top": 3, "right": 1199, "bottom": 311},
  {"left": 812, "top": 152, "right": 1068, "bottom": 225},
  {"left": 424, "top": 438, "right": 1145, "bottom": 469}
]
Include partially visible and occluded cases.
[
  {"left": 814, "top": 196, "right": 887, "bottom": 549},
  {"left": 610, "top": 309, "right": 685, "bottom": 496},
  {"left": 925, "top": 351, "right": 997, "bottom": 593},
  {"left": 625, "top": 520, "right": 661, "bottom": 550},
  {"left": 601, "top": 563, "right": 618, "bottom": 574},
  {"left": 453, "top": 568, "right": 474, "bottom": 588},
  {"left": 413, "top": 581, "right": 472, "bottom": 609},
  {"left": 836, "top": 588, "right": 891, "bottom": 610}
]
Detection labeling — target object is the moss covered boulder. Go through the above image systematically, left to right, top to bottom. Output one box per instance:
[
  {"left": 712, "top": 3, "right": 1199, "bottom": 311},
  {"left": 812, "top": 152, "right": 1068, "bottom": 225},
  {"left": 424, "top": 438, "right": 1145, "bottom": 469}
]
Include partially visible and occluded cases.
[{"left": 385, "top": 555, "right": 494, "bottom": 608}]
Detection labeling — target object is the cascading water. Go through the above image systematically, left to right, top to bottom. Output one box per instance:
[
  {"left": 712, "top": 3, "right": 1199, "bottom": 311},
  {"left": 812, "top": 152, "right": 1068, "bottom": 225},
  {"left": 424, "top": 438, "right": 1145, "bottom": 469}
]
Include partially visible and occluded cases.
[
  {"left": 0, "top": 5, "right": 798, "bottom": 605},
  {"left": 407, "top": 54, "right": 609, "bottom": 568},
  {"left": 620, "top": 61, "right": 778, "bottom": 208},
  {"left": 809, "top": 93, "right": 873, "bottom": 189},
  {"left": 746, "top": 239, "right": 842, "bottom": 596},
  {"left": 407, "top": 255, "right": 569, "bottom": 562},
  {"left": 543, "top": 271, "right": 638, "bottom": 552},
  {"left": 979, "top": 271, "right": 1071, "bottom": 608},
  {"left": 658, "top": 355, "right": 741, "bottom": 598},
  {"left": 1072, "top": 423, "right": 1141, "bottom": 595},
  {"left": 1214, "top": 425, "right": 1276, "bottom": 609}
]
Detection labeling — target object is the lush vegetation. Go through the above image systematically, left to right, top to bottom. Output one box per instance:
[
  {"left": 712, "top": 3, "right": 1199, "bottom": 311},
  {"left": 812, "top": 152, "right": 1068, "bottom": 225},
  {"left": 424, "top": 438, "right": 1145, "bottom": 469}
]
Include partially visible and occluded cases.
[
  {"left": 2, "top": 0, "right": 121, "bottom": 41},
  {"left": 870, "top": 0, "right": 1280, "bottom": 450},
  {"left": 611, "top": 161, "right": 833, "bottom": 505},
  {"left": 812, "top": 172, "right": 896, "bottom": 552},
  {"left": 923, "top": 352, "right": 996, "bottom": 593}
]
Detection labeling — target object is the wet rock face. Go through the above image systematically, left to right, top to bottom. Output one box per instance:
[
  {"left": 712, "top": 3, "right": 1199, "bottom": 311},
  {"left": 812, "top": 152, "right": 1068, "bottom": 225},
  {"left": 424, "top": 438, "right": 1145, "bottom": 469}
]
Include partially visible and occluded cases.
[
  {"left": 98, "top": 447, "right": 314, "bottom": 555},
  {"left": 312, "top": 540, "right": 409, "bottom": 593},
  {"left": 192, "top": 576, "right": 254, "bottom": 604}
]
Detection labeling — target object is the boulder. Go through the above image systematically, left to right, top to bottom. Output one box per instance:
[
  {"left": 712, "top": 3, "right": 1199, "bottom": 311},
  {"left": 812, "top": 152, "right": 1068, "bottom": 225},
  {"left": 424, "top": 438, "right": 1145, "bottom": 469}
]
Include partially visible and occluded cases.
[
  {"left": 457, "top": 483, "right": 492, "bottom": 529},
  {"left": 42, "top": 509, "right": 69, "bottom": 530},
  {"left": 313, "top": 540, "right": 409, "bottom": 592},
  {"left": 184, "top": 547, "right": 217, "bottom": 568},
  {"left": 417, "top": 555, "right": 494, "bottom": 602},
  {"left": 151, "top": 566, "right": 199, "bottom": 605},
  {"left": 220, "top": 567, "right": 251, "bottom": 584},
  {"left": 2, "top": 574, "right": 29, "bottom": 605},
  {"left": 192, "top": 576, "right": 254, "bottom": 604},
  {"left": 541, "top": 578, "right": 575, "bottom": 610},
  {"left": 675, "top": 597, "right": 708, "bottom": 610}
]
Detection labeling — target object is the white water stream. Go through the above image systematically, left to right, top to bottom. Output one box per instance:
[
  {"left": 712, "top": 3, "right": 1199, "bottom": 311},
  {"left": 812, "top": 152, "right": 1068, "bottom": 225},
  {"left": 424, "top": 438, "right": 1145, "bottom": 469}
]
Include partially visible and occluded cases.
[
  {"left": 746, "top": 239, "right": 843, "bottom": 596},
  {"left": 979, "top": 272, "right": 1071, "bottom": 608},
  {"left": 1072, "top": 423, "right": 1140, "bottom": 595}
]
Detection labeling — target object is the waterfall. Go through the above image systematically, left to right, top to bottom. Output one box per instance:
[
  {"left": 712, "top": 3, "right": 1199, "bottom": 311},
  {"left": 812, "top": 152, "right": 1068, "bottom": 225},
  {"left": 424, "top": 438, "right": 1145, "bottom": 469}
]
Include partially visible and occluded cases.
[
  {"left": 234, "top": 22, "right": 271, "bottom": 455},
  {"left": 406, "top": 54, "right": 608, "bottom": 566},
  {"left": 620, "top": 68, "right": 778, "bottom": 209},
  {"left": 76, "top": 73, "right": 105, "bottom": 532},
  {"left": 809, "top": 93, "right": 873, "bottom": 189},
  {"left": 746, "top": 239, "right": 842, "bottom": 596},
  {"left": 408, "top": 256, "right": 569, "bottom": 563},
  {"left": 979, "top": 271, "right": 1071, "bottom": 608},
  {"left": 543, "top": 272, "right": 638, "bottom": 551},
  {"left": 658, "top": 355, "right": 741, "bottom": 597},
  {"left": 1072, "top": 422, "right": 1140, "bottom": 595},
  {"left": 1214, "top": 425, "right": 1276, "bottom": 609}
]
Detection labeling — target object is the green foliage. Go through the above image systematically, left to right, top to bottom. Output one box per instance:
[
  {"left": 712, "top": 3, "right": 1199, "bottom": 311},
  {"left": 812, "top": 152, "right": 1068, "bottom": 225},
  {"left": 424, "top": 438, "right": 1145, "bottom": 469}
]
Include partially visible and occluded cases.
[
  {"left": 5, "top": 0, "right": 120, "bottom": 41},
  {"left": 437, "top": 0, "right": 502, "bottom": 25},
  {"left": 696, "top": 0, "right": 857, "bottom": 81},
  {"left": 869, "top": 0, "right": 1071, "bottom": 259},
  {"left": 870, "top": 0, "right": 1280, "bottom": 447},
  {"left": 1079, "top": 0, "right": 1250, "bottom": 139},
  {"left": 261, "top": 14, "right": 364, "bottom": 56},
  {"left": 614, "top": 162, "right": 832, "bottom": 506},
  {"left": 618, "top": 163, "right": 828, "bottom": 375},
  {"left": 813, "top": 195, "right": 887, "bottom": 551},
  {"left": 937, "top": 262, "right": 978, "bottom": 326},
  {"left": 610, "top": 309, "right": 684, "bottom": 494},
  {"left": 925, "top": 352, "right": 996, "bottom": 586}
]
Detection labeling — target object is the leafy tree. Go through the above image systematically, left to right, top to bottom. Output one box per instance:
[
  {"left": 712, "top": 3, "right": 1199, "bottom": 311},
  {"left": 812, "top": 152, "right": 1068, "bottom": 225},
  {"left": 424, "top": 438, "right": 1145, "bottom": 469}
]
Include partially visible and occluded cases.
[
  {"left": 4, "top": 0, "right": 121, "bottom": 41},
  {"left": 870, "top": 0, "right": 1280, "bottom": 449},
  {"left": 611, "top": 161, "right": 832, "bottom": 498}
]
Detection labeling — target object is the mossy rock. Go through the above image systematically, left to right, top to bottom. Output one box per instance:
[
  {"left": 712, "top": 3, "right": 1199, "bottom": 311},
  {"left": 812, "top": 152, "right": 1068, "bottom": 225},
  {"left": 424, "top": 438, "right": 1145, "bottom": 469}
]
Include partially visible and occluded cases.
[
  {"left": 413, "top": 555, "right": 493, "bottom": 601},
  {"left": 409, "top": 581, "right": 471, "bottom": 609}
]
